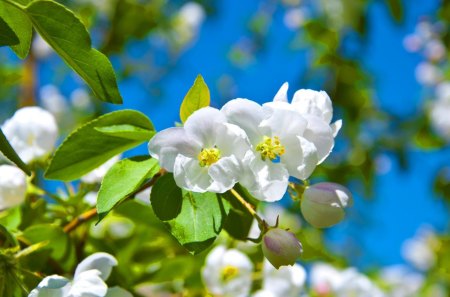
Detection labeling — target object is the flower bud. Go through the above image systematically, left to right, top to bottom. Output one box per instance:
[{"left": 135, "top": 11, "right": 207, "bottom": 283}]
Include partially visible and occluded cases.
[
  {"left": 0, "top": 165, "right": 27, "bottom": 209},
  {"left": 301, "top": 182, "right": 353, "bottom": 228},
  {"left": 262, "top": 228, "right": 302, "bottom": 269}
]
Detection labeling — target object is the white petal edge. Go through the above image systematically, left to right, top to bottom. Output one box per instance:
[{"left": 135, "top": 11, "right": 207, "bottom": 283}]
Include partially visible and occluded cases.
[
  {"left": 273, "top": 82, "right": 289, "bottom": 103},
  {"left": 148, "top": 127, "right": 201, "bottom": 171},
  {"left": 74, "top": 252, "right": 118, "bottom": 281}
]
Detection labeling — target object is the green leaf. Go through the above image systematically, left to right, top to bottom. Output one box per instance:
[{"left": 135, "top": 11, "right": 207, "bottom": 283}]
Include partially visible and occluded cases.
[
  {"left": 23, "top": 0, "right": 122, "bottom": 103},
  {"left": 386, "top": 0, "right": 403, "bottom": 22},
  {"left": 0, "top": 1, "right": 32, "bottom": 59},
  {"left": 0, "top": 17, "right": 19, "bottom": 46},
  {"left": 179, "top": 75, "right": 210, "bottom": 123},
  {"left": 45, "top": 110, "right": 154, "bottom": 181},
  {"left": 95, "top": 124, "right": 155, "bottom": 141},
  {"left": 0, "top": 129, "right": 31, "bottom": 176},
  {"left": 97, "top": 156, "right": 160, "bottom": 223},
  {"left": 150, "top": 173, "right": 183, "bottom": 221},
  {"left": 151, "top": 174, "right": 231, "bottom": 254},
  {"left": 220, "top": 185, "right": 257, "bottom": 240},
  {"left": 21, "top": 224, "right": 75, "bottom": 266}
]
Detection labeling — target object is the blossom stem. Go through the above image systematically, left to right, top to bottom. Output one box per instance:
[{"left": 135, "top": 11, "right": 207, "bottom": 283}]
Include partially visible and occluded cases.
[
  {"left": 63, "top": 169, "right": 165, "bottom": 233},
  {"left": 230, "top": 188, "right": 265, "bottom": 227}
]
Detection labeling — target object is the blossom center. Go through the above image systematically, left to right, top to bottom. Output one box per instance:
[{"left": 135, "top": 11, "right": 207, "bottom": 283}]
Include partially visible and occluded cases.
[
  {"left": 256, "top": 136, "right": 285, "bottom": 161},
  {"left": 198, "top": 147, "right": 221, "bottom": 167},
  {"left": 220, "top": 265, "right": 239, "bottom": 282}
]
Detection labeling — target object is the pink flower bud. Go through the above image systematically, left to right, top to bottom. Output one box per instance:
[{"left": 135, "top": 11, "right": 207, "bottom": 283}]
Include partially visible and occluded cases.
[
  {"left": 301, "top": 182, "right": 353, "bottom": 228},
  {"left": 262, "top": 228, "right": 302, "bottom": 269}
]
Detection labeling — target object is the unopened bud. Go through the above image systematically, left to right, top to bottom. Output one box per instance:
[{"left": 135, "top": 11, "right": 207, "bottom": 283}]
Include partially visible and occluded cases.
[
  {"left": 301, "top": 182, "right": 353, "bottom": 228},
  {"left": 262, "top": 228, "right": 302, "bottom": 269}
]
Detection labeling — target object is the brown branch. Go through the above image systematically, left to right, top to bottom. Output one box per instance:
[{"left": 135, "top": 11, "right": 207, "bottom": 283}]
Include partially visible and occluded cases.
[
  {"left": 20, "top": 51, "right": 36, "bottom": 107},
  {"left": 63, "top": 169, "right": 166, "bottom": 233}
]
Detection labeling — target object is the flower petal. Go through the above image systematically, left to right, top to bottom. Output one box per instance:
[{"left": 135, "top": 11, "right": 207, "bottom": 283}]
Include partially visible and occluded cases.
[
  {"left": 273, "top": 82, "right": 289, "bottom": 103},
  {"left": 292, "top": 89, "right": 333, "bottom": 123},
  {"left": 221, "top": 98, "right": 265, "bottom": 145},
  {"left": 260, "top": 106, "right": 307, "bottom": 139},
  {"left": 183, "top": 107, "right": 227, "bottom": 147},
  {"left": 302, "top": 115, "right": 335, "bottom": 164},
  {"left": 331, "top": 119, "right": 342, "bottom": 137},
  {"left": 214, "top": 123, "right": 251, "bottom": 159},
  {"left": 148, "top": 127, "right": 201, "bottom": 171},
  {"left": 281, "top": 136, "right": 318, "bottom": 180},
  {"left": 239, "top": 152, "right": 289, "bottom": 202},
  {"left": 173, "top": 154, "right": 211, "bottom": 192},
  {"left": 208, "top": 156, "right": 240, "bottom": 193},
  {"left": 74, "top": 252, "right": 117, "bottom": 281},
  {"left": 70, "top": 270, "right": 108, "bottom": 297},
  {"left": 28, "top": 275, "right": 71, "bottom": 297}
]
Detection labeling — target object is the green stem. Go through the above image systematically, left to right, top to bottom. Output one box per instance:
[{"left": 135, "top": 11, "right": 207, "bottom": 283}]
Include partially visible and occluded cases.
[{"left": 230, "top": 188, "right": 265, "bottom": 227}]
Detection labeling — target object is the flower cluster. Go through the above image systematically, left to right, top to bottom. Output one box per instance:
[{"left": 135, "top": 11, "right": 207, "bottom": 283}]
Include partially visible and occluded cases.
[
  {"left": 403, "top": 19, "right": 450, "bottom": 141},
  {"left": 149, "top": 83, "right": 341, "bottom": 202},
  {"left": 28, "top": 252, "right": 131, "bottom": 297}
]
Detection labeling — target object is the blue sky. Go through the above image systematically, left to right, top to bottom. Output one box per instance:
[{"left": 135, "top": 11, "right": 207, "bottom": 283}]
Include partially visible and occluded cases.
[{"left": 112, "top": 0, "right": 448, "bottom": 269}]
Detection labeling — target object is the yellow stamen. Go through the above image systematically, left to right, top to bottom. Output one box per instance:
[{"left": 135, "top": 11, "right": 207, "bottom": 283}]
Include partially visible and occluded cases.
[
  {"left": 256, "top": 136, "right": 285, "bottom": 161},
  {"left": 198, "top": 147, "right": 221, "bottom": 167},
  {"left": 221, "top": 265, "right": 239, "bottom": 282}
]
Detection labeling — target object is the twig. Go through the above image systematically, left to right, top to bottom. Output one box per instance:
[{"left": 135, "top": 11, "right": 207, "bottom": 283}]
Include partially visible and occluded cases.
[{"left": 62, "top": 169, "right": 166, "bottom": 233}]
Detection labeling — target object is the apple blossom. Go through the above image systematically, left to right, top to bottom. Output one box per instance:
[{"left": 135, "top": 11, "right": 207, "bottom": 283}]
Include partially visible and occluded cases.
[
  {"left": 271, "top": 82, "right": 342, "bottom": 163},
  {"left": 430, "top": 87, "right": 450, "bottom": 140},
  {"left": 222, "top": 98, "right": 317, "bottom": 201},
  {"left": 1, "top": 107, "right": 58, "bottom": 163},
  {"left": 149, "top": 107, "right": 252, "bottom": 193},
  {"left": 81, "top": 155, "right": 121, "bottom": 184},
  {"left": 0, "top": 165, "right": 27, "bottom": 209},
  {"left": 301, "top": 182, "right": 353, "bottom": 228},
  {"left": 401, "top": 225, "right": 438, "bottom": 271},
  {"left": 262, "top": 228, "right": 303, "bottom": 269},
  {"left": 202, "top": 245, "right": 253, "bottom": 297},
  {"left": 28, "top": 252, "right": 131, "bottom": 297},
  {"left": 261, "top": 260, "right": 306, "bottom": 296},
  {"left": 310, "top": 263, "right": 385, "bottom": 297},
  {"left": 380, "top": 265, "right": 424, "bottom": 297}
]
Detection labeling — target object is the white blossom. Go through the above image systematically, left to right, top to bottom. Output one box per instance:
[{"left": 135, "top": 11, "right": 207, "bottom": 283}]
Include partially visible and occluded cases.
[
  {"left": 170, "top": 2, "right": 205, "bottom": 50},
  {"left": 284, "top": 8, "right": 307, "bottom": 30},
  {"left": 32, "top": 35, "right": 53, "bottom": 59},
  {"left": 415, "top": 62, "right": 442, "bottom": 86},
  {"left": 271, "top": 82, "right": 342, "bottom": 163},
  {"left": 39, "top": 85, "right": 69, "bottom": 118},
  {"left": 430, "top": 85, "right": 450, "bottom": 140},
  {"left": 71, "top": 88, "right": 92, "bottom": 110},
  {"left": 222, "top": 98, "right": 317, "bottom": 201},
  {"left": 2, "top": 107, "right": 58, "bottom": 163},
  {"left": 149, "top": 107, "right": 252, "bottom": 193},
  {"left": 81, "top": 155, "right": 121, "bottom": 184},
  {"left": 0, "top": 165, "right": 27, "bottom": 209},
  {"left": 301, "top": 182, "right": 353, "bottom": 228},
  {"left": 401, "top": 225, "right": 438, "bottom": 271},
  {"left": 202, "top": 245, "right": 253, "bottom": 297},
  {"left": 28, "top": 252, "right": 131, "bottom": 297},
  {"left": 261, "top": 260, "right": 306, "bottom": 296},
  {"left": 310, "top": 263, "right": 385, "bottom": 297},
  {"left": 380, "top": 265, "right": 424, "bottom": 297}
]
